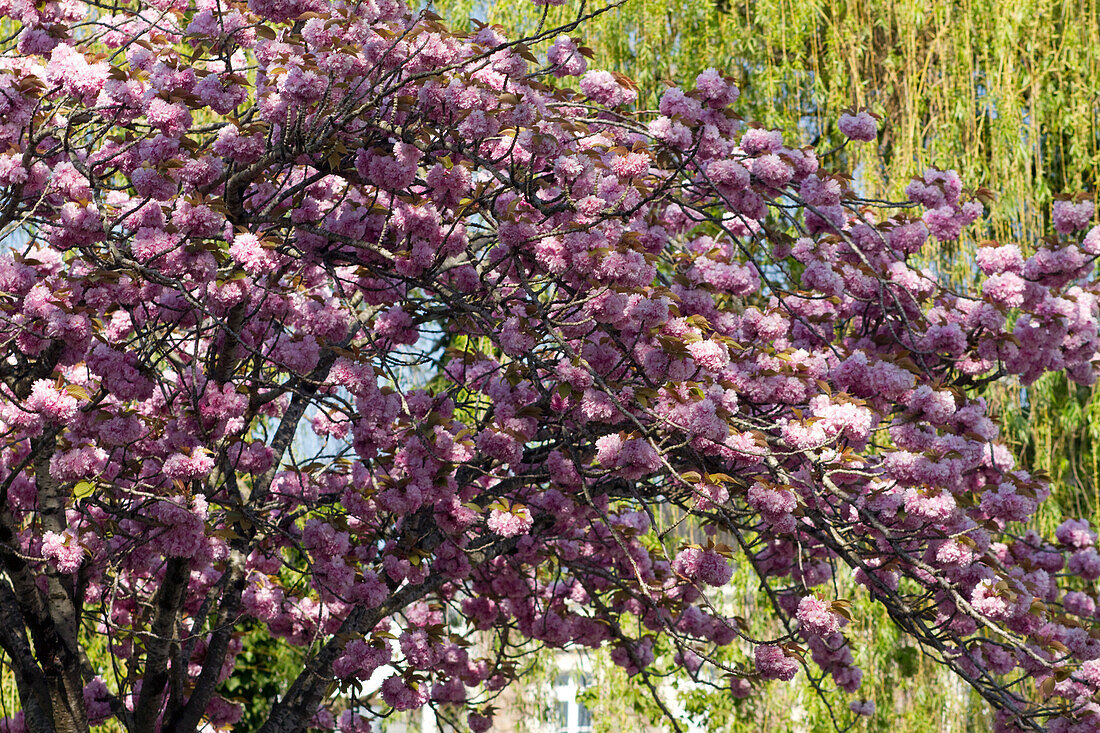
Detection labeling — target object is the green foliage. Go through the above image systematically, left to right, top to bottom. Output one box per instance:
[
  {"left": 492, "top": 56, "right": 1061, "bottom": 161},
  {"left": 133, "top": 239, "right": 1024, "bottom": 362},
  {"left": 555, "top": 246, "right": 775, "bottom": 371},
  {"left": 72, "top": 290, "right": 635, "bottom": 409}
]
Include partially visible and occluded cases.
[
  {"left": 998, "top": 373, "right": 1100, "bottom": 533},
  {"left": 219, "top": 621, "right": 307, "bottom": 732},
  {"left": 0, "top": 657, "right": 19, "bottom": 723}
]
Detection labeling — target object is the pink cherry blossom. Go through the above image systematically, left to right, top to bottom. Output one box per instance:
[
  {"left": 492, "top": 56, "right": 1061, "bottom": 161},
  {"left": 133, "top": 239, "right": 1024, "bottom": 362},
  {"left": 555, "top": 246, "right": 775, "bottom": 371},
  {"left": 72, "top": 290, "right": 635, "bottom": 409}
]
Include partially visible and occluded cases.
[{"left": 838, "top": 110, "right": 877, "bottom": 142}]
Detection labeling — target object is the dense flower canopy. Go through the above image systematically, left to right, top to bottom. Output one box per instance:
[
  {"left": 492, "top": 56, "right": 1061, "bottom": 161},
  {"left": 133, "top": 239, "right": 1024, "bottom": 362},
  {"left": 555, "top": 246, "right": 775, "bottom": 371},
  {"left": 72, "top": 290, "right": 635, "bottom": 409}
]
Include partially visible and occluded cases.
[{"left": 0, "top": 0, "right": 1099, "bottom": 731}]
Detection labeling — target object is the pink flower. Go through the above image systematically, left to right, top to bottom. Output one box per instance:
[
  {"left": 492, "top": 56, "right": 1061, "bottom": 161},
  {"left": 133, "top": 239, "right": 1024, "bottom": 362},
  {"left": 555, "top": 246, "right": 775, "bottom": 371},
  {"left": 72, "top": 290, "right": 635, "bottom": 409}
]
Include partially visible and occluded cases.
[
  {"left": 19, "top": 27, "right": 58, "bottom": 55},
  {"left": 547, "top": 35, "right": 586, "bottom": 77},
  {"left": 46, "top": 44, "right": 108, "bottom": 103},
  {"left": 695, "top": 68, "right": 738, "bottom": 107},
  {"left": 579, "top": 70, "right": 636, "bottom": 108},
  {"left": 195, "top": 74, "right": 248, "bottom": 115},
  {"left": 659, "top": 87, "right": 702, "bottom": 122},
  {"left": 146, "top": 98, "right": 192, "bottom": 137},
  {"left": 838, "top": 110, "right": 877, "bottom": 142},
  {"left": 648, "top": 116, "right": 693, "bottom": 149},
  {"left": 213, "top": 125, "right": 265, "bottom": 163},
  {"left": 740, "top": 128, "right": 783, "bottom": 155},
  {"left": 356, "top": 142, "right": 420, "bottom": 192},
  {"left": 611, "top": 151, "right": 651, "bottom": 179},
  {"left": 750, "top": 154, "right": 793, "bottom": 188},
  {"left": 708, "top": 159, "right": 750, "bottom": 192},
  {"left": 425, "top": 163, "right": 471, "bottom": 209},
  {"left": 131, "top": 168, "right": 177, "bottom": 201},
  {"left": 906, "top": 168, "right": 962, "bottom": 208},
  {"left": 1053, "top": 199, "right": 1094, "bottom": 234},
  {"left": 923, "top": 205, "right": 964, "bottom": 241},
  {"left": 888, "top": 221, "right": 929, "bottom": 254},
  {"left": 1082, "top": 225, "right": 1100, "bottom": 256},
  {"left": 132, "top": 227, "right": 181, "bottom": 263},
  {"left": 229, "top": 233, "right": 283, "bottom": 276},
  {"left": 976, "top": 244, "right": 1025, "bottom": 275},
  {"left": 373, "top": 307, "right": 418, "bottom": 346},
  {"left": 498, "top": 316, "right": 535, "bottom": 356},
  {"left": 272, "top": 335, "right": 321, "bottom": 375},
  {"left": 688, "top": 340, "right": 729, "bottom": 372},
  {"left": 26, "top": 379, "right": 80, "bottom": 424},
  {"left": 199, "top": 383, "right": 248, "bottom": 424},
  {"left": 781, "top": 419, "right": 828, "bottom": 451},
  {"left": 595, "top": 433, "right": 623, "bottom": 467},
  {"left": 596, "top": 434, "right": 661, "bottom": 479},
  {"left": 616, "top": 438, "right": 662, "bottom": 479},
  {"left": 50, "top": 446, "right": 108, "bottom": 482},
  {"left": 162, "top": 450, "right": 216, "bottom": 481},
  {"left": 747, "top": 483, "right": 797, "bottom": 528},
  {"left": 903, "top": 490, "right": 957, "bottom": 523},
  {"left": 151, "top": 495, "right": 208, "bottom": 557},
  {"left": 487, "top": 506, "right": 533, "bottom": 537},
  {"left": 1057, "top": 519, "right": 1097, "bottom": 549},
  {"left": 42, "top": 530, "right": 84, "bottom": 573},
  {"left": 673, "top": 547, "right": 732, "bottom": 586},
  {"left": 673, "top": 547, "right": 703, "bottom": 577},
  {"left": 1069, "top": 548, "right": 1100, "bottom": 581},
  {"left": 696, "top": 550, "right": 732, "bottom": 586},
  {"left": 971, "top": 579, "right": 1011, "bottom": 619},
  {"left": 1064, "top": 591, "right": 1096, "bottom": 618},
  {"left": 796, "top": 596, "right": 840, "bottom": 637},
  {"left": 400, "top": 629, "right": 439, "bottom": 669},
  {"left": 333, "top": 638, "right": 391, "bottom": 679},
  {"left": 610, "top": 638, "right": 654, "bottom": 675},
  {"left": 755, "top": 644, "right": 798, "bottom": 681},
  {"left": 1078, "top": 659, "right": 1100, "bottom": 687},
  {"left": 380, "top": 675, "right": 429, "bottom": 711},
  {"left": 730, "top": 676, "right": 753, "bottom": 698},
  {"left": 83, "top": 677, "right": 112, "bottom": 725},
  {"left": 203, "top": 697, "right": 242, "bottom": 728},
  {"left": 850, "top": 700, "right": 875, "bottom": 716},
  {"left": 337, "top": 711, "right": 374, "bottom": 733},
  {"left": 468, "top": 713, "right": 493, "bottom": 733}
]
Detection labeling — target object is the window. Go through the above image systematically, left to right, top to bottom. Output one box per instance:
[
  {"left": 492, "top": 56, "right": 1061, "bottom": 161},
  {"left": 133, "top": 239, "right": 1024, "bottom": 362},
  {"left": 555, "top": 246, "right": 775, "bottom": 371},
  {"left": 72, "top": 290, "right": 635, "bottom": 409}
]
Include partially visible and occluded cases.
[{"left": 552, "top": 672, "right": 592, "bottom": 733}]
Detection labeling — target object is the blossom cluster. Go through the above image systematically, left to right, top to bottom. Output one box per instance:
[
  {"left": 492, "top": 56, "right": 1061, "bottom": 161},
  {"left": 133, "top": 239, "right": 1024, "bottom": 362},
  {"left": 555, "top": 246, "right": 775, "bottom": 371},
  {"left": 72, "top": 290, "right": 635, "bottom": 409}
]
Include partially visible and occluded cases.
[{"left": 0, "top": 0, "right": 1097, "bottom": 731}]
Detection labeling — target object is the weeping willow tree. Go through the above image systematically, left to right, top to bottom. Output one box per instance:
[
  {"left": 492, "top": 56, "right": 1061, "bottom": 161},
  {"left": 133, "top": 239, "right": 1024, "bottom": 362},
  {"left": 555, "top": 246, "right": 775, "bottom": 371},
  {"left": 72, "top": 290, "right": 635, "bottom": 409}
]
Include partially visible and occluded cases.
[
  {"left": 423, "top": 0, "right": 1100, "bottom": 729},
  {"left": 996, "top": 374, "right": 1100, "bottom": 532}
]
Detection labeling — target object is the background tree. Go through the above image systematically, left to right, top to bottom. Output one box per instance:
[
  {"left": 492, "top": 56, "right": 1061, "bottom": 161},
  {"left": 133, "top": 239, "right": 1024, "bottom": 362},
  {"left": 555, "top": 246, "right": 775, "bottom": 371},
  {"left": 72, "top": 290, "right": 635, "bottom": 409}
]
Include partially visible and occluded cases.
[{"left": 1, "top": 2, "right": 1100, "bottom": 733}]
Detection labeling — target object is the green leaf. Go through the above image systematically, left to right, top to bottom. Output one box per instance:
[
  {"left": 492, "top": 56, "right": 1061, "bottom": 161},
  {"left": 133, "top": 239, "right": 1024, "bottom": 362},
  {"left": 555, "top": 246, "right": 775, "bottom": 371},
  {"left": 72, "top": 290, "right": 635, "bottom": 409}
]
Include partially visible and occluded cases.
[
  {"left": 65, "top": 384, "right": 90, "bottom": 400},
  {"left": 73, "top": 481, "right": 96, "bottom": 500}
]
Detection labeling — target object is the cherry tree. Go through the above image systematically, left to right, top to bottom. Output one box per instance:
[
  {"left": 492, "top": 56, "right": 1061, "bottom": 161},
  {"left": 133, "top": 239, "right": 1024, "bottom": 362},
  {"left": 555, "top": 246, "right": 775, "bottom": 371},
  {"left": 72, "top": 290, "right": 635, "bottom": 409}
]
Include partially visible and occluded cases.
[{"left": 0, "top": 0, "right": 1099, "bottom": 731}]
